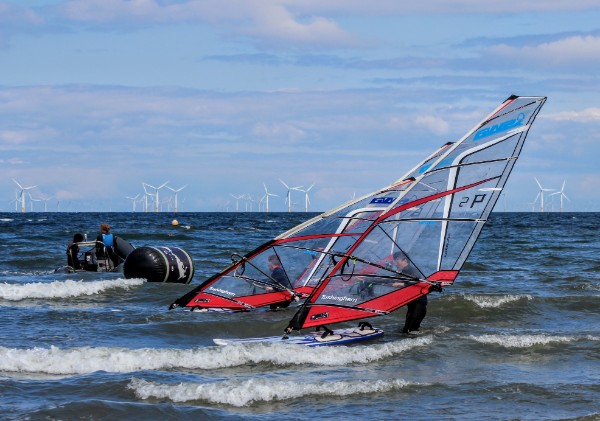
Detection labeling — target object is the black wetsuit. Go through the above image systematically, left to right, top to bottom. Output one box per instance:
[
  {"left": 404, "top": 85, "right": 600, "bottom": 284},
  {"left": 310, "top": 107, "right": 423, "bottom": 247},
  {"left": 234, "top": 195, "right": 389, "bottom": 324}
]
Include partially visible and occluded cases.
[
  {"left": 67, "top": 243, "right": 82, "bottom": 270},
  {"left": 391, "top": 261, "right": 428, "bottom": 334},
  {"left": 269, "top": 266, "right": 292, "bottom": 310},
  {"left": 271, "top": 266, "right": 292, "bottom": 289},
  {"left": 402, "top": 295, "right": 427, "bottom": 333}
]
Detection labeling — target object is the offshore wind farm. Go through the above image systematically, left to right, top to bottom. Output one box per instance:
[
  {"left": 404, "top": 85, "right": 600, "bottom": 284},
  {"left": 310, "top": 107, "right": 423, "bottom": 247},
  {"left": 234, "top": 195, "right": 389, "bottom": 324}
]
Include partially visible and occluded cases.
[{"left": 5, "top": 176, "right": 575, "bottom": 213}]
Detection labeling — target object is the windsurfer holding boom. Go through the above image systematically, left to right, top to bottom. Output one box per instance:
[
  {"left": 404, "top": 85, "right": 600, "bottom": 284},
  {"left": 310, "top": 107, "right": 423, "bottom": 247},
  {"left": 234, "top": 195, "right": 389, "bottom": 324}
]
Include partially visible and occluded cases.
[
  {"left": 389, "top": 251, "right": 428, "bottom": 335},
  {"left": 265, "top": 255, "right": 294, "bottom": 310}
]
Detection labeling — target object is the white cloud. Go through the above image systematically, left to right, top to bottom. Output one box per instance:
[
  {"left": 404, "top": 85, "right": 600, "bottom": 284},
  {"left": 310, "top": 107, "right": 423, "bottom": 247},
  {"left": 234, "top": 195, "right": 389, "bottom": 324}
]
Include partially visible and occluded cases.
[
  {"left": 59, "top": 0, "right": 357, "bottom": 48},
  {"left": 61, "top": 0, "right": 163, "bottom": 21},
  {"left": 292, "top": 0, "right": 600, "bottom": 15},
  {"left": 0, "top": 2, "right": 44, "bottom": 25},
  {"left": 242, "top": 4, "right": 356, "bottom": 48},
  {"left": 488, "top": 36, "right": 600, "bottom": 67},
  {"left": 545, "top": 108, "right": 600, "bottom": 122},
  {"left": 388, "top": 114, "right": 450, "bottom": 136},
  {"left": 414, "top": 115, "right": 450, "bottom": 135},
  {"left": 252, "top": 122, "right": 306, "bottom": 142},
  {"left": 0, "top": 130, "right": 30, "bottom": 144},
  {"left": 0, "top": 157, "right": 25, "bottom": 165}
]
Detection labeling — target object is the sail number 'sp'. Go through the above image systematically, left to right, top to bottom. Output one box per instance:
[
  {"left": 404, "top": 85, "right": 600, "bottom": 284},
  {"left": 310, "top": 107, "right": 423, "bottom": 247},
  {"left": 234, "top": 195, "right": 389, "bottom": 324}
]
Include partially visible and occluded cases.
[{"left": 458, "top": 194, "right": 486, "bottom": 208}]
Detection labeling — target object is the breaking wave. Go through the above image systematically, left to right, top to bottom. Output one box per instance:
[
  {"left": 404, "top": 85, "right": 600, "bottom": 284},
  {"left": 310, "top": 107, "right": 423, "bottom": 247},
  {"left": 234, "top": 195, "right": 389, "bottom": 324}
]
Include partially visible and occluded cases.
[
  {"left": 0, "top": 278, "right": 145, "bottom": 301},
  {"left": 462, "top": 294, "right": 532, "bottom": 308},
  {"left": 468, "top": 334, "right": 588, "bottom": 348},
  {"left": 0, "top": 336, "right": 432, "bottom": 375},
  {"left": 129, "top": 377, "right": 419, "bottom": 407}
]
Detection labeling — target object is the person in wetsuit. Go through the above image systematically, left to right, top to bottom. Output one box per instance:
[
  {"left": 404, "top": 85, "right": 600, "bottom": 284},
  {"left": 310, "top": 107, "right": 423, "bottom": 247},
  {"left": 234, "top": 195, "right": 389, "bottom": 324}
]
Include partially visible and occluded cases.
[
  {"left": 96, "top": 223, "right": 119, "bottom": 268},
  {"left": 67, "top": 233, "right": 84, "bottom": 270},
  {"left": 388, "top": 251, "right": 428, "bottom": 334},
  {"left": 266, "top": 255, "right": 293, "bottom": 310}
]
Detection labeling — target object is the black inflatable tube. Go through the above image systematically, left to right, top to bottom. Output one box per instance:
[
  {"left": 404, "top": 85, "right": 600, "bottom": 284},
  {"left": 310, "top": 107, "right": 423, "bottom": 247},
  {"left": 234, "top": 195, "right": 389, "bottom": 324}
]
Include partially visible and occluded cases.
[{"left": 123, "top": 246, "right": 194, "bottom": 284}]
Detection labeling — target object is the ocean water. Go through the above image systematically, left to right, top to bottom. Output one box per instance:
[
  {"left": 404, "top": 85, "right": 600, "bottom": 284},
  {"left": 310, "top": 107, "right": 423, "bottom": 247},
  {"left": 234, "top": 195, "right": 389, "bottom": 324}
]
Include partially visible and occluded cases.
[{"left": 0, "top": 212, "right": 598, "bottom": 420}]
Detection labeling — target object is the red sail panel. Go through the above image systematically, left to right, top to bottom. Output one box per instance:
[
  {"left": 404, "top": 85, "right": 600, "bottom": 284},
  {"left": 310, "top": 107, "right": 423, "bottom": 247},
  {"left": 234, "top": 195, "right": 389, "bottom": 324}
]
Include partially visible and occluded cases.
[
  {"left": 427, "top": 270, "right": 459, "bottom": 284},
  {"left": 300, "top": 283, "right": 432, "bottom": 328},
  {"left": 356, "top": 283, "right": 432, "bottom": 313},
  {"left": 183, "top": 290, "right": 294, "bottom": 310},
  {"left": 241, "top": 290, "right": 294, "bottom": 307},
  {"left": 185, "top": 293, "right": 250, "bottom": 310},
  {"left": 301, "top": 305, "right": 378, "bottom": 328}
]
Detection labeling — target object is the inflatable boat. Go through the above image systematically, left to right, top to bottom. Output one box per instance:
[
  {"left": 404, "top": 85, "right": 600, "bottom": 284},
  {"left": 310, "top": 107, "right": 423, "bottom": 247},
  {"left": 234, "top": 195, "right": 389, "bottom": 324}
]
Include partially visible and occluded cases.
[{"left": 55, "top": 236, "right": 135, "bottom": 274}]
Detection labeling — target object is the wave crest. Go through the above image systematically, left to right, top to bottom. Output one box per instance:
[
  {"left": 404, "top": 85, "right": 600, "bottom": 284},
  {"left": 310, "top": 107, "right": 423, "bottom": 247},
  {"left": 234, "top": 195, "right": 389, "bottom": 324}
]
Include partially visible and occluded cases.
[
  {"left": 0, "top": 278, "right": 145, "bottom": 301},
  {"left": 462, "top": 294, "right": 532, "bottom": 308},
  {"left": 468, "top": 334, "right": 574, "bottom": 348},
  {"left": 0, "top": 336, "right": 432, "bottom": 375},
  {"left": 129, "top": 377, "right": 418, "bottom": 407}
]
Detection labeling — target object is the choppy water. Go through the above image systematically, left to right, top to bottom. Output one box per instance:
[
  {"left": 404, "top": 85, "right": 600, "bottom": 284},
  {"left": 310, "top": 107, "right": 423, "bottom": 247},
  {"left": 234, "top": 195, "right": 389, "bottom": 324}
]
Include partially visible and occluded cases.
[{"left": 0, "top": 212, "right": 598, "bottom": 420}]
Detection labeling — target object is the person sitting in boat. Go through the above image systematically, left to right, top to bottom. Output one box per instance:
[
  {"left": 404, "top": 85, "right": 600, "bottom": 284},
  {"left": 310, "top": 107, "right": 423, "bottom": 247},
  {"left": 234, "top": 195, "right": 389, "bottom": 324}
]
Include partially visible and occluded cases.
[
  {"left": 96, "top": 223, "right": 119, "bottom": 268},
  {"left": 67, "top": 233, "right": 84, "bottom": 270}
]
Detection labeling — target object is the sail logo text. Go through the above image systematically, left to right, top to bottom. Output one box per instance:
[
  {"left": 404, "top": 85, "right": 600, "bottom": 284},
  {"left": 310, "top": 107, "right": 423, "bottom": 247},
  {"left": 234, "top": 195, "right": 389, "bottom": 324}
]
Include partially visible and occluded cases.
[
  {"left": 473, "top": 113, "right": 525, "bottom": 141},
  {"left": 458, "top": 194, "right": 487, "bottom": 208},
  {"left": 370, "top": 197, "right": 395, "bottom": 205},
  {"left": 208, "top": 287, "right": 236, "bottom": 296},
  {"left": 321, "top": 294, "right": 358, "bottom": 303}
]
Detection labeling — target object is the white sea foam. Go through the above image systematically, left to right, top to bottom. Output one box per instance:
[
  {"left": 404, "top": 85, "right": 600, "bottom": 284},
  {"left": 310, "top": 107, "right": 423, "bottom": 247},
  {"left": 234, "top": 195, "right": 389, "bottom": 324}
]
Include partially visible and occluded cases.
[
  {"left": 0, "top": 278, "right": 145, "bottom": 301},
  {"left": 463, "top": 294, "right": 532, "bottom": 308},
  {"left": 468, "top": 334, "right": 574, "bottom": 348},
  {"left": 0, "top": 337, "right": 432, "bottom": 375},
  {"left": 129, "top": 377, "right": 417, "bottom": 407}
]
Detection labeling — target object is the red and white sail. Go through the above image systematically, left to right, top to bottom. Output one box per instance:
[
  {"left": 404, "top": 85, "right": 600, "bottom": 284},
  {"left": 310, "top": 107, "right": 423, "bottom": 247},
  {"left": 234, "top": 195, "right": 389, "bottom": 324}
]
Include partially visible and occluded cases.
[{"left": 286, "top": 95, "right": 547, "bottom": 330}]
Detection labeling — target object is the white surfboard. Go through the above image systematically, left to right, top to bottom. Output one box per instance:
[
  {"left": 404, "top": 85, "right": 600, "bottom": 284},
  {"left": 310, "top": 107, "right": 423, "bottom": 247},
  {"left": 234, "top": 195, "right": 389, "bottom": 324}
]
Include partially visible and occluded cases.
[{"left": 213, "top": 326, "right": 384, "bottom": 347}]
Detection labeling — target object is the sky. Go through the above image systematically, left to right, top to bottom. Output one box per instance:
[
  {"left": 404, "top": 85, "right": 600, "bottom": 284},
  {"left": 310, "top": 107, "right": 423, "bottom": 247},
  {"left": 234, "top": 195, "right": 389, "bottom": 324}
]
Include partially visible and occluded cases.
[{"left": 1, "top": 1, "right": 600, "bottom": 212}]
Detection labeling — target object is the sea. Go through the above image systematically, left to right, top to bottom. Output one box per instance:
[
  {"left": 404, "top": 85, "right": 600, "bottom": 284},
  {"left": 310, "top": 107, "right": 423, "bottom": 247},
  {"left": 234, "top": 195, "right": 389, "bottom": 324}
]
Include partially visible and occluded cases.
[{"left": 0, "top": 211, "right": 598, "bottom": 421}]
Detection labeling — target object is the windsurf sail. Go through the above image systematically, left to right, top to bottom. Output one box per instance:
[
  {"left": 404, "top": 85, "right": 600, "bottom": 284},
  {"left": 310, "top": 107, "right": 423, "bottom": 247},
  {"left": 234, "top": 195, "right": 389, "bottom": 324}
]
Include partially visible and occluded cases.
[
  {"left": 283, "top": 95, "right": 547, "bottom": 331},
  {"left": 169, "top": 142, "right": 458, "bottom": 311},
  {"left": 168, "top": 180, "right": 422, "bottom": 311}
]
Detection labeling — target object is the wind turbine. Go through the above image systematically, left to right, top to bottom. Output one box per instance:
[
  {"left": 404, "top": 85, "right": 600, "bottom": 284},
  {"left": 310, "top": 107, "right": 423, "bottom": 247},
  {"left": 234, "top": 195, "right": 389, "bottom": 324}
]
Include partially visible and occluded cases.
[
  {"left": 534, "top": 178, "right": 554, "bottom": 212},
  {"left": 12, "top": 179, "right": 36, "bottom": 213},
  {"left": 280, "top": 179, "right": 303, "bottom": 213},
  {"left": 550, "top": 180, "right": 570, "bottom": 212},
  {"left": 143, "top": 181, "right": 169, "bottom": 212},
  {"left": 142, "top": 183, "right": 151, "bottom": 212},
  {"left": 263, "top": 183, "right": 279, "bottom": 213},
  {"left": 298, "top": 183, "right": 315, "bottom": 212},
  {"left": 166, "top": 184, "right": 187, "bottom": 213},
  {"left": 9, "top": 190, "right": 19, "bottom": 212},
  {"left": 27, "top": 192, "right": 41, "bottom": 212},
  {"left": 528, "top": 192, "right": 540, "bottom": 212},
  {"left": 126, "top": 194, "right": 140, "bottom": 212},
  {"left": 230, "top": 194, "right": 243, "bottom": 211},
  {"left": 242, "top": 194, "right": 255, "bottom": 211},
  {"left": 250, "top": 194, "right": 259, "bottom": 211},
  {"left": 41, "top": 196, "right": 51, "bottom": 212}
]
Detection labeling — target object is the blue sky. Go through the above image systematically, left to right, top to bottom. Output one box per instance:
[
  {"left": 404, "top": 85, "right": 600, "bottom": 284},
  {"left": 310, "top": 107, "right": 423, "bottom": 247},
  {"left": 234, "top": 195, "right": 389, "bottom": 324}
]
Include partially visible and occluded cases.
[{"left": 1, "top": 1, "right": 600, "bottom": 212}]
